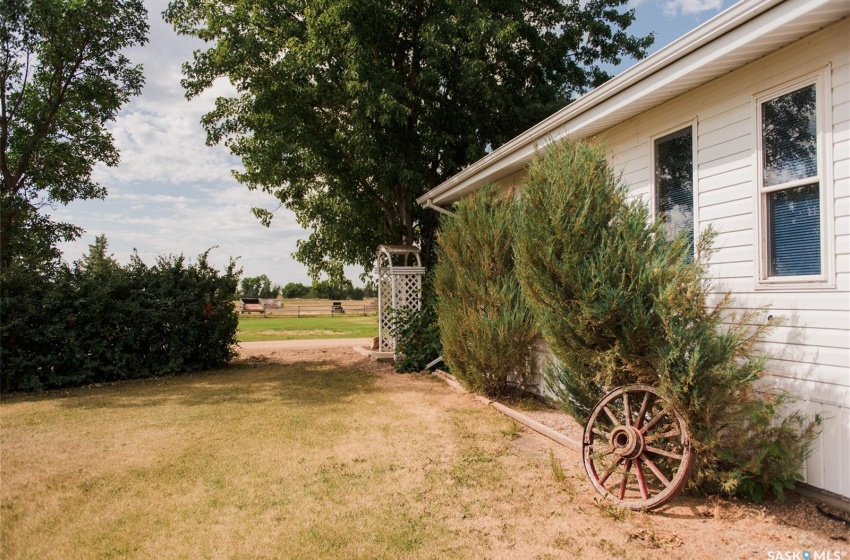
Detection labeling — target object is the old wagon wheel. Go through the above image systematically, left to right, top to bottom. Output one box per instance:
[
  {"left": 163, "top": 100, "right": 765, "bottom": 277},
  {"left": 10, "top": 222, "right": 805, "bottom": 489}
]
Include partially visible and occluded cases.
[{"left": 582, "top": 385, "right": 693, "bottom": 510}]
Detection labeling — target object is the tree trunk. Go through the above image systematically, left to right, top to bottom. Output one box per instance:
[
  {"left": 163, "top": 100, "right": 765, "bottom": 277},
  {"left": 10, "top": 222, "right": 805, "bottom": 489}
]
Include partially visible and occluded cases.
[
  {"left": 0, "top": 202, "right": 15, "bottom": 270},
  {"left": 420, "top": 219, "right": 436, "bottom": 272}
]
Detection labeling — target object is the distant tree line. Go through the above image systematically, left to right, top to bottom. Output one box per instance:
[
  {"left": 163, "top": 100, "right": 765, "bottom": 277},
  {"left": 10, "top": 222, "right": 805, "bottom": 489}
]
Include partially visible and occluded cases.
[{"left": 239, "top": 275, "right": 376, "bottom": 300}]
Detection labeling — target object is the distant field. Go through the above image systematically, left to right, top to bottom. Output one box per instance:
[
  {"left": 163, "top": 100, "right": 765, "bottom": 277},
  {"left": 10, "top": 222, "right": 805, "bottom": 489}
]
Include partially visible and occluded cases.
[{"left": 237, "top": 314, "right": 378, "bottom": 342}]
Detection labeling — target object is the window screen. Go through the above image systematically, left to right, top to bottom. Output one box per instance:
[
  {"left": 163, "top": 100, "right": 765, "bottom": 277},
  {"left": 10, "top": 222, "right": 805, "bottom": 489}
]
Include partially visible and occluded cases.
[
  {"left": 760, "top": 83, "right": 820, "bottom": 277},
  {"left": 655, "top": 127, "right": 694, "bottom": 256},
  {"left": 767, "top": 185, "right": 820, "bottom": 276}
]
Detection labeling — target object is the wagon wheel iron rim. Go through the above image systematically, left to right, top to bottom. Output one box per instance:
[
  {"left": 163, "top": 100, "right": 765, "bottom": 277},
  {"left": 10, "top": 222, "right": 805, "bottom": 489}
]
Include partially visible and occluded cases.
[{"left": 582, "top": 384, "right": 694, "bottom": 510}]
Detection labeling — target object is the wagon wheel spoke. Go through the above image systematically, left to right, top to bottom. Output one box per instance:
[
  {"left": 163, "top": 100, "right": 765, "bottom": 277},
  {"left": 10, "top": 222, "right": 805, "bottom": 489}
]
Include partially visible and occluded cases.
[
  {"left": 635, "top": 391, "right": 652, "bottom": 430},
  {"left": 623, "top": 392, "right": 632, "bottom": 426},
  {"left": 602, "top": 405, "right": 621, "bottom": 426},
  {"left": 639, "top": 406, "right": 671, "bottom": 434},
  {"left": 592, "top": 427, "right": 611, "bottom": 440},
  {"left": 644, "top": 428, "right": 681, "bottom": 443},
  {"left": 592, "top": 445, "right": 615, "bottom": 458},
  {"left": 645, "top": 446, "right": 683, "bottom": 460},
  {"left": 641, "top": 455, "right": 672, "bottom": 488},
  {"left": 598, "top": 456, "right": 624, "bottom": 485},
  {"left": 634, "top": 458, "right": 649, "bottom": 500},
  {"left": 617, "top": 460, "right": 632, "bottom": 500}
]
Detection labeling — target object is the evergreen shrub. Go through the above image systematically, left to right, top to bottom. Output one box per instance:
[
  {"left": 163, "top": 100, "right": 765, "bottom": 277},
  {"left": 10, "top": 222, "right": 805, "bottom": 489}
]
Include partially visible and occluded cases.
[
  {"left": 513, "top": 139, "right": 819, "bottom": 501},
  {"left": 434, "top": 185, "right": 538, "bottom": 396},
  {"left": 1, "top": 240, "right": 239, "bottom": 392},
  {"left": 389, "top": 294, "right": 441, "bottom": 373}
]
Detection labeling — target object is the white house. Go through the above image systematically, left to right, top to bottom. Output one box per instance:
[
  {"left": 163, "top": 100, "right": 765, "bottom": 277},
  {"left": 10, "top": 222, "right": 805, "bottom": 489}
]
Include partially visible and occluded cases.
[{"left": 417, "top": 0, "right": 850, "bottom": 503}]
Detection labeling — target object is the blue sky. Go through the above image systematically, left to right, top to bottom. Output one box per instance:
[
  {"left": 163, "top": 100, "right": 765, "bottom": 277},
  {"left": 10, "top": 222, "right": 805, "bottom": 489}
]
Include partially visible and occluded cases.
[{"left": 54, "top": 0, "right": 726, "bottom": 286}]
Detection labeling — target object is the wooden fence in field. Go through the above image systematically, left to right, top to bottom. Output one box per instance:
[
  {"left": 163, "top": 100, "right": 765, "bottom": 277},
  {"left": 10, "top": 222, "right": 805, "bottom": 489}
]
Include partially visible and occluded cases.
[{"left": 245, "top": 303, "right": 378, "bottom": 317}]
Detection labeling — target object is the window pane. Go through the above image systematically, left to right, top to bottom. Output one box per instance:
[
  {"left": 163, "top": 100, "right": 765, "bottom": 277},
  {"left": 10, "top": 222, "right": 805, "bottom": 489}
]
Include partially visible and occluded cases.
[
  {"left": 762, "top": 84, "right": 817, "bottom": 187},
  {"left": 655, "top": 128, "right": 693, "bottom": 255},
  {"left": 768, "top": 184, "right": 820, "bottom": 277}
]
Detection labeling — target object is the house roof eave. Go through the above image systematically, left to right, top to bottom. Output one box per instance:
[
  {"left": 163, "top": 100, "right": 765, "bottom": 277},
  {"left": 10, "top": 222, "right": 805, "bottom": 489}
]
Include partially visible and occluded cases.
[{"left": 417, "top": 0, "right": 848, "bottom": 208}]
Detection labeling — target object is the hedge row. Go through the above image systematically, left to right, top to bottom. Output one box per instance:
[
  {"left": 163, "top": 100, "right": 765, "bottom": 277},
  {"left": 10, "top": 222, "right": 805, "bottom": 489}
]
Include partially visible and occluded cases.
[{"left": 1, "top": 248, "right": 239, "bottom": 392}]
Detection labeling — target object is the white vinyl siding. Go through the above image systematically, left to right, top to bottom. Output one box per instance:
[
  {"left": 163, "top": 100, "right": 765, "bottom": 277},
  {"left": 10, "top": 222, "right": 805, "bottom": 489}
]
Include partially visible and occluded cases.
[{"left": 600, "top": 19, "right": 850, "bottom": 499}]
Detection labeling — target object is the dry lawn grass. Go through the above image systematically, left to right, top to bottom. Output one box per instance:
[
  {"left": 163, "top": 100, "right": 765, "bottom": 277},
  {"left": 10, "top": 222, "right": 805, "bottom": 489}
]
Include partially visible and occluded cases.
[{"left": 2, "top": 345, "right": 848, "bottom": 559}]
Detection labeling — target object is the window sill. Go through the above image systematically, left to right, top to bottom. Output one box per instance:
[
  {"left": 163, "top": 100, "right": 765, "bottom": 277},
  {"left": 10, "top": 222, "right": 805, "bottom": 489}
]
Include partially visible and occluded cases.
[{"left": 754, "top": 276, "right": 835, "bottom": 291}]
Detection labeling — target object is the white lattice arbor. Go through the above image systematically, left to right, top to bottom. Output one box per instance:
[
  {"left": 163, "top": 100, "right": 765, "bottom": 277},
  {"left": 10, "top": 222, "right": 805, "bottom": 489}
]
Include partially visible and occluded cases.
[{"left": 376, "top": 245, "right": 425, "bottom": 353}]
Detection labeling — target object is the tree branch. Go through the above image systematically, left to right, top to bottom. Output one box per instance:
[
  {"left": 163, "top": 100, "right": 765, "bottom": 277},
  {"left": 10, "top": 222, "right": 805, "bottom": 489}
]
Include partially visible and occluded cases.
[
  {"left": 13, "top": 39, "right": 90, "bottom": 193},
  {"left": 8, "top": 49, "right": 30, "bottom": 120}
]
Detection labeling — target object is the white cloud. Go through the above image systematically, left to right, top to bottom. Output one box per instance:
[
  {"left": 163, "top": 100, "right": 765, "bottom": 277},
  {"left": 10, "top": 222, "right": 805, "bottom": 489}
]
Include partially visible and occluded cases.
[
  {"left": 662, "top": 0, "right": 722, "bottom": 17},
  {"left": 94, "top": 89, "right": 239, "bottom": 187},
  {"left": 55, "top": 174, "right": 322, "bottom": 284},
  {"left": 56, "top": 190, "right": 323, "bottom": 285},
  {"left": 109, "top": 193, "right": 192, "bottom": 204}
]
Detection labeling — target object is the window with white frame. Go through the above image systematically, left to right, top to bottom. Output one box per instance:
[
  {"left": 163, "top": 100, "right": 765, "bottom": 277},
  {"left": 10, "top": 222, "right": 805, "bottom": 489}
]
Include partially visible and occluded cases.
[
  {"left": 757, "top": 78, "right": 825, "bottom": 281},
  {"left": 654, "top": 127, "right": 694, "bottom": 257}
]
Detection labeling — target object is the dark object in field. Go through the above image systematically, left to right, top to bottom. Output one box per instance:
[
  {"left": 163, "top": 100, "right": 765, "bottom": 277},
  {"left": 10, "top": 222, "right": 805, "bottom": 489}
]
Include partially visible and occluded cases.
[{"left": 241, "top": 298, "right": 264, "bottom": 314}]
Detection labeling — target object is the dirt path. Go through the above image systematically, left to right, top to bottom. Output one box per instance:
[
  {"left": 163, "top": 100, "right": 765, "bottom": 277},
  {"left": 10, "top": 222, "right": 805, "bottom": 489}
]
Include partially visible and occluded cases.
[
  {"left": 238, "top": 338, "right": 372, "bottom": 354},
  {"left": 238, "top": 341, "right": 850, "bottom": 559}
]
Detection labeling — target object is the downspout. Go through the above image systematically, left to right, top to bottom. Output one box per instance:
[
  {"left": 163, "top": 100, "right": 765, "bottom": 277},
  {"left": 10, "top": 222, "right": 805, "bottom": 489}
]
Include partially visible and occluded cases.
[{"left": 423, "top": 199, "right": 454, "bottom": 216}]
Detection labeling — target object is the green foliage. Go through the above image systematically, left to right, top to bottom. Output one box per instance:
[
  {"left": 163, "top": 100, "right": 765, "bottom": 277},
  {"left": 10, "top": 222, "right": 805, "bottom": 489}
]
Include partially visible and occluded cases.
[
  {"left": 0, "top": 0, "right": 148, "bottom": 268},
  {"left": 164, "top": 0, "right": 652, "bottom": 280},
  {"left": 513, "top": 139, "right": 819, "bottom": 501},
  {"left": 514, "top": 140, "right": 667, "bottom": 418},
  {"left": 434, "top": 186, "right": 538, "bottom": 396},
  {"left": 0, "top": 239, "right": 240, "bottom": 392},
  {"left": 241, "top": 274, "right": 280, "bottom": 298},
  {"left": 309, "top": 279, "right": 361, "bottom": 301},
  {"left": 362, "top": 280, "right": 378, "bottom": 299},
  {"left": 281, "top": 282, "right": 311, "bottom": 299},
  {"left": 389, "top": 296, "right": 441, "bottom": 373},
  {"left": 710, "top": 394, "right": 821, "bottom": 502},
  {"left": 549, "top": 449, "right": 566, "bottom": 484}
]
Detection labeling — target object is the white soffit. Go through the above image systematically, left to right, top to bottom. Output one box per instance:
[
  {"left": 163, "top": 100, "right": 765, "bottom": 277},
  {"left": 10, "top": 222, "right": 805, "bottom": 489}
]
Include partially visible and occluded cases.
[{"left": 418, "top": 0, "right": 850, "bottom": 207}]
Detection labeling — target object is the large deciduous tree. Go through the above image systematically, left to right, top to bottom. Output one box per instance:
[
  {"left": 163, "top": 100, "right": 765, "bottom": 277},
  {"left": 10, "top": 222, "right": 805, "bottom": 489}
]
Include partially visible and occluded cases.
[
  {"left": 0, "top": 0, "right": 148, "bottom": 269},
  {"left": 164, "top": 0, "right": 652, "bottom": 279},
  {"left": 240, "top": 273, "right": 279, "bottom": 298}
]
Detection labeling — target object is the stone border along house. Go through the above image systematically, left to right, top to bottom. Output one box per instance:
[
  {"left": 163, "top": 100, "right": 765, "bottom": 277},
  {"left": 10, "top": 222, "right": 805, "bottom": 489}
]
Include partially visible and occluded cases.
[{"left": 417, "top": 0, "right": 850, "bottom": 503}]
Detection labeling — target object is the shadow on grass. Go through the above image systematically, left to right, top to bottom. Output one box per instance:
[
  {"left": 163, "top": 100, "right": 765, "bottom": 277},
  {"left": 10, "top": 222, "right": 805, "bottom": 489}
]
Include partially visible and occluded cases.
[{"left": 4, "top": 359, "right": 381, "bottom": 411}]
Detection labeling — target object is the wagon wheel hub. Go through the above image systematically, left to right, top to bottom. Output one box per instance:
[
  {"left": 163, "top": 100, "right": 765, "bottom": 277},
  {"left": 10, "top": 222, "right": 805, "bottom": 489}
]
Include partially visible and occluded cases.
[{"left": 609, "top": 425, "right": 644, "bottom": 460}]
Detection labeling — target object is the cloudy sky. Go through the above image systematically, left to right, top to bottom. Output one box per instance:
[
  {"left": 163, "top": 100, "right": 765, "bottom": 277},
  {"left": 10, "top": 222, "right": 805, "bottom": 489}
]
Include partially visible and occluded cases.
[{"left": 54, "top": 0, "right": 725, "bottom": 287}]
